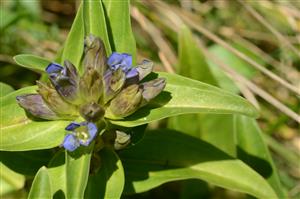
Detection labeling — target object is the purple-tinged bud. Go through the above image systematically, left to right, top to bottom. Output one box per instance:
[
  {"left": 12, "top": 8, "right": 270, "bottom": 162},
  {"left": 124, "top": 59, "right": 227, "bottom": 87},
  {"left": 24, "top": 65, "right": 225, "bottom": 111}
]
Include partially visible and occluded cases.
[
  {"left": 84, "top": 35, "right": 107, "bottom": 75},
  {"left": 136, "top": 60, "right": 153, "bottom": 81},
  {"left": 46, "top": 61, "right": 80, "bottom": 104},
  {"left": 79, "top": 68, "right": 103, "bottom": 102},
  {"left": 103, "top": 68, "right": 126, "bottom": 103},
  {"left": 141, "top": 78, "right": 166, "bottom": 105},
  {"left": 37, "top": 81, "right": 78, "bottom": 118},
  {"left": 105, "top": 84, "right": 142, "bottom": 119},
  {"left": 16, "top": 94, "right": 59, "bottom": 120},
  {"left": 79, "top": 102, "right": 105, "bottom": 122}
]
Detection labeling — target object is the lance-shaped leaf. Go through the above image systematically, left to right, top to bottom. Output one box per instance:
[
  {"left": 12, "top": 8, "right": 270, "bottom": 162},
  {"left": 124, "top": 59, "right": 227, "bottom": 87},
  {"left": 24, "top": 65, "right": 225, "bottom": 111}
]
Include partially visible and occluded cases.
[
  {"left": 103, "top": 0, "right": 136, "bottom": 62},
  {"left": 62, "top": 3, "right": 84, "bottom": 71},
  {"left": 13, "top": 54, "right": 51, "bottom": 73},
  {"left": 110, "top": 72, "right": 259, "bottom": 127},
  {"left": 0, "top": 82, "right": 14, "bottom": 97},
  {"left": 16, "top": 94, "right": 59, "bottom": 120},
  {"left": 120, "top": 129, "right": 278, "bottom": 199},
  {"left": 66, "top": 145, "right": 93, "bottom": 199},
  {"left": 85, "top": 148, "right": 125, "bottom": 199},
  {"left": 28, "top": 167, "right": 52, "bottom": 199}
]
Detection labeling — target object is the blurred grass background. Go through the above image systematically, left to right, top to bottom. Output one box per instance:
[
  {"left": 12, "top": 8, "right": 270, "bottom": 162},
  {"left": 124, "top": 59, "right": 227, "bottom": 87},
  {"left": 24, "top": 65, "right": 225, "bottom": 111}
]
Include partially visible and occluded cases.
[{"left": 0, "top": 0, "right": 299, "bottom": 198}]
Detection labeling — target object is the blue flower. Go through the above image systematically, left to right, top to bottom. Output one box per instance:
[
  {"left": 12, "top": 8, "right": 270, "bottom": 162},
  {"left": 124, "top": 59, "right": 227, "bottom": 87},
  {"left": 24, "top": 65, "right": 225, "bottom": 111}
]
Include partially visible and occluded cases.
[
  {"left": 107, "top": 52, "right": 138, "bottom": 78},
  {"left": 62, "top": 122, "right": 98, "bottom": 151}
]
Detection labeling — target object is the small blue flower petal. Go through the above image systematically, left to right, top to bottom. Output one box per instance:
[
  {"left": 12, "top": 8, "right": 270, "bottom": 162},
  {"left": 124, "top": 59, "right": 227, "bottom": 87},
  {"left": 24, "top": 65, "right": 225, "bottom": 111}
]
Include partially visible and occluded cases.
[
  {"left": 107, "top": 52, "right": 123, "bottom": 67},
  {"left": 107, "top": 52, "right": 132, "bottom": 71},
  {"left": 120, "top": 53, "right": 132, "bottom": 69},
  {"left": 46, "top": 63, "right": 64, "bottom": 74},
  {"left": 126, "top": 68, "right": 138, "bottom": 79},
  {"left": 65, "top": 122, "right": 80, "bottom": 131},
  {"left": 80, "top": 122, "right": 98, "bottom": 146},
  {"left": 62, "top": 134, "right": 80, "bottom": 152}
]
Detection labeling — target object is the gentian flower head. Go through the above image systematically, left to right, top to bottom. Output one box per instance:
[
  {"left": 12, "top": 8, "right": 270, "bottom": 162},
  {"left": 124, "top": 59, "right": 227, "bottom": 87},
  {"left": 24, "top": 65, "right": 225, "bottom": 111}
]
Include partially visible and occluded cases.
[{"left": 16, "top": 34, "right": 166, "bottom": 152}]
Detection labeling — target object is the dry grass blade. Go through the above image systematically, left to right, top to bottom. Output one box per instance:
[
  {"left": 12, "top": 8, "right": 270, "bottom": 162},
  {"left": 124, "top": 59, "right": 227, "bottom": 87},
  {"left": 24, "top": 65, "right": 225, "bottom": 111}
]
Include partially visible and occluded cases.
[
  {"left": 237, "top": 0, "right": 300, "bottom": 58},
  {"left": 130, "top": 6, "right": 176, "bottom": 74},
  {"left": 174, "top": 9, "right": 300, "bottom": 96},
  {"left": 220, "top": 28, "right": 300, "bottom": 87},
  {"left": 197, "top": 41, "right": 300, "bottom": 123}
]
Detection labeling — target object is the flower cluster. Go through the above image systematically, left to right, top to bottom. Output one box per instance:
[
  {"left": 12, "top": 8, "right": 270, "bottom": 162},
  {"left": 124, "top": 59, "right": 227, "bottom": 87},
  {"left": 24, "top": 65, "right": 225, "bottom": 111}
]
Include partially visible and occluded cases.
[{"left": 16, "top": 35, "right": 166, "bottom": 152}]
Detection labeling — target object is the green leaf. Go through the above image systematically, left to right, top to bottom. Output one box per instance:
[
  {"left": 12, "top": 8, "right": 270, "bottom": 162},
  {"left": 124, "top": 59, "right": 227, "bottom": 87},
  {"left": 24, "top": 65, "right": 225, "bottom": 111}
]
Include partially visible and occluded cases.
[
  {"left": 83, "top": 0, "right": 111, "bottom": 55},
  {"left": 103, "top": 0, "right": 136, "bottom": 62},
  {"left": 62, "top": 3, "right": 85, "bottom": 70},
  {"left": 169, "top": 26, "right": 237, "bottom": 155},
  {"left": 178, "top": 26, "right": 217, "bottom": 86},
  {"left": 207, "top": 44, "right": 259, "bottom": 93},
  {"left": 13, "top": 54, "right": 50, "bottom": 73},
  {"left": 110, "top": 72, "right": 258, "bottom": 127},
  {"left": 0, "top": 82, "right": 14, "bottom": 97},
  {"left": 0, "top": 86, "right": 69, "bottom": 151},
  {"left": 169, "top": 114, "right": 237, "bottom": 156},
  {"left": 235, "top": 115, "right": 286, "bottom": 198},
  {"left": 120, "top": 129, "right": 278, "bottom": 199},
  {"left": 66, "top": 146, "right": 93, "bottom": 199},
  {"left": 85, "top": 148, "right": 125, "bottom": 199},
  {"left": 48, "top": 151, "right": 66, "bottom": 198},
  {"left": 0, "top": 163, "right": 25, "bottom": 196},
  {"left": 28, "top": 167, "right": 52, "bottom": 199}
]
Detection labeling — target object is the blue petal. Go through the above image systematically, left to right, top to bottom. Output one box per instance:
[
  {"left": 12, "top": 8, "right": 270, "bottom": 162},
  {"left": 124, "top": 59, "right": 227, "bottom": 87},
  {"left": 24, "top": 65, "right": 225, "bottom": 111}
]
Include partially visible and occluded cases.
[
  {"left": 107, "top": 52, "right": 123, "bottom": 66},
  {"left": 120, "top": 53, "right": 132, "bottom": 68},
  {"left": 46, "top": 63, "right": 63, "bottom": 74},
  {"left": 126, "top": 68, "right": 138, "bottom": 78},
  {"left": 65, "top": 122, "right": 80, "bottom": 131},
  {"left": 80, "top": 122, "right": 98, "bottom": 146},
  {"left": 62, "top": 134, "right": 80, "bottom": 151}
]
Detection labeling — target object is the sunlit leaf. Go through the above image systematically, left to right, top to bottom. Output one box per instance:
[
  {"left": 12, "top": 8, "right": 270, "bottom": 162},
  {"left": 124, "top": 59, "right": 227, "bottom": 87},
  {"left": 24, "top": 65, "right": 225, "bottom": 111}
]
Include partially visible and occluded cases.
[
  {"left": 103, "top": 0, "right": 136, "bottom": 62},
  {"left": 0, "top": 82, "right": 14, "bottom": 97},
  {"left": 120, "top": 129, "right": 278, "bottom": 199},
  {"left": 85, "top": 148, "right": 125, "bottom": 199},
  {"left": 28, "top": 167, "right": 52, "bottom": 199}
]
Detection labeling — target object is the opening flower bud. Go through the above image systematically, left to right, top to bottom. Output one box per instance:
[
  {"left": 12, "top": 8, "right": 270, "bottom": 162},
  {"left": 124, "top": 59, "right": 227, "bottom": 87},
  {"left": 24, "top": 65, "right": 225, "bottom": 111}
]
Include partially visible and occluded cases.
[{"left": 106, "top": 84, "right": 142, "bottom": 119}]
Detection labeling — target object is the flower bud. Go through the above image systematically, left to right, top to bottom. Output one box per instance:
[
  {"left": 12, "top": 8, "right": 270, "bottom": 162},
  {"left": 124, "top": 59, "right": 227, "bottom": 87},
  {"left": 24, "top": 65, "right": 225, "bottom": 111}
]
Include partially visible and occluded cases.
[
  {"left": 84, "top": 34, "right": 107, "bottom": 75},
  {"left": 136, "top": 60, "right": 153, "bottom": 80},
  {"left": 46, "top": 61, "right": 80, "bottom": 104},
  {"left": 79, "top": 68, "right": 103, "bottom": 102},
  {"left": 103, "top": 68, "right": 126, "bottom": 103},
  {"left": 141, "top": 78, "right": 166, "bottom": 105},
  {"left": 37, "top": 81, "right": 78, "bottom": 118},
  {"left": 105, "top": 84, "right": 142, "bottom": 119},
  {"left": 16, "top": 94, "right": 59, "bottom": 120},
  {"left": 79, "top": 102, "right": 105, "bottom": 122},
  {"left": 114, "top": 130, "right": 131, "bottom": 150}
]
